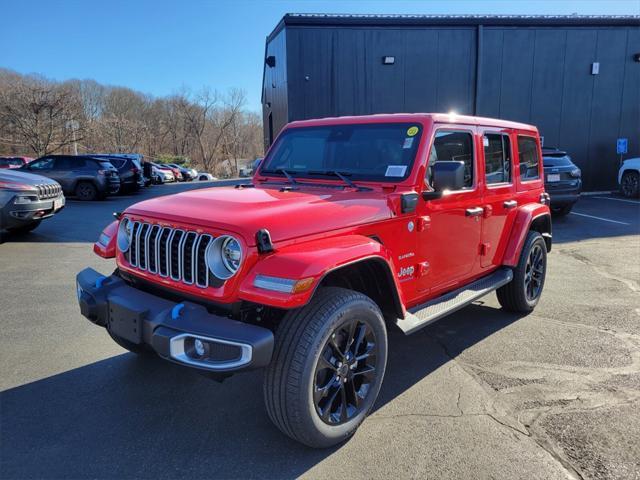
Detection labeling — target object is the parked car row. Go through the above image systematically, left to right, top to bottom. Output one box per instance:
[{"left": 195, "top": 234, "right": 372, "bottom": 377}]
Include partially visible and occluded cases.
[
  {"left": 0, "top": 153, "right": 219, "bottom": 233},
  {"left": 1, "top": 154, "right": 217, "bottom": 200}
]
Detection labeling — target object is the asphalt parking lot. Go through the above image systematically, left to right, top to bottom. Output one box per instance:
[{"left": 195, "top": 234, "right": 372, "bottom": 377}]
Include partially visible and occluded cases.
[{"left": 1, "top": 184, "right": 639, "bottom": 480}]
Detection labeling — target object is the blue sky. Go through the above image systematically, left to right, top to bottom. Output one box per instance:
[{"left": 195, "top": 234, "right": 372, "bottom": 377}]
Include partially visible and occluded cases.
[{"left": 4, "top": 0, "right": 639, "bottom": 112}]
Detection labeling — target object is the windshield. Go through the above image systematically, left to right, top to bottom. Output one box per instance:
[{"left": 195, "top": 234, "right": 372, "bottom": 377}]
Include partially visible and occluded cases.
[{"left": 260, "top": 123, "right": 423, "bottom": 182}]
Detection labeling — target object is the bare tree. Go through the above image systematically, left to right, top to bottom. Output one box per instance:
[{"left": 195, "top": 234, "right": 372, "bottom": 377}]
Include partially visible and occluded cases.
[
  {"left": 0, "top": 69, "right": 263, "bottom": 172},
  {"left": 0, "top": 74, "right": 84, "bottom": 156}
]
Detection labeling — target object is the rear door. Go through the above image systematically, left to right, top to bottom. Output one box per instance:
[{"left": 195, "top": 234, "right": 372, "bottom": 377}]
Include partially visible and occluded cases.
[
  {"left": 479, "top": 129, "right": 518, "bottom": 268},
  {"left": 51, "top": 157, "right": 78, "bottom": 191}
]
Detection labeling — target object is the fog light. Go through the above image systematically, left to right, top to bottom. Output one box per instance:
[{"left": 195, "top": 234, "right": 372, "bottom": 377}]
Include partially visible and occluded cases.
[{"left": 194, "top": 338, "right": 205, "bottom": 357}]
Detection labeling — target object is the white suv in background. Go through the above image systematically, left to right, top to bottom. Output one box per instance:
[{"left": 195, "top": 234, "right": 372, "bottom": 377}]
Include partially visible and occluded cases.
[
  {"left": 618, "top": 158, "right": 640, "bottom": 198},
  {"left": 151, "top": 165, "right": 175, "bottom": 184}
]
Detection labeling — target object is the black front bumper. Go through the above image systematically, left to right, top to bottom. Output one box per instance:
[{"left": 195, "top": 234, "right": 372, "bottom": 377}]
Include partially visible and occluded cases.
[{"left": 76, "top": 268, "right": 274, "bottom": 372}]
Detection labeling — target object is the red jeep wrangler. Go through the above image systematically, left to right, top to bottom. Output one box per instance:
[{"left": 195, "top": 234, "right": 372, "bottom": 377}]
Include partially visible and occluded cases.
[{"left": 77, "top": 114, "right": 551, "bottom": 448}]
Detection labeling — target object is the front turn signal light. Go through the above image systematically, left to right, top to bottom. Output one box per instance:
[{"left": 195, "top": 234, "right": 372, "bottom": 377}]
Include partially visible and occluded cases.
[{"left": 254, "top": 275, "right": 315, "bottom": 294}]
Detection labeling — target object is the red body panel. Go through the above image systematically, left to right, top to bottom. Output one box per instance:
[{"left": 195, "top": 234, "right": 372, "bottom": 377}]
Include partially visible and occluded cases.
[
  {"left": 97, "top": 113, "right": 549, "bottom": 312},
  {"left": 502, "top": 204, "right": 550, "bottom": 267},
  {"left": 93, "top": 221, "right": 118, "bottom": 258},
  {"left": 238, "top": 235, "right": 403, "bottom": 309}
]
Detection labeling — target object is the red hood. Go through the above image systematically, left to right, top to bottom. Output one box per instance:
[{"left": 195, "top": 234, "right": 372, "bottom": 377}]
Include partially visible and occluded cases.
[{"left": 125, "top": 185, "right": 393, "bottom": 245}]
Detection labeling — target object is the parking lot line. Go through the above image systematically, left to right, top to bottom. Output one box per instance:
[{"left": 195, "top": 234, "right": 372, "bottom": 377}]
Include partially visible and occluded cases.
[
  {"left": 590, "top": 196, "right": 640, "bottom": 205},
  {"left": 569, "top": 211, "right": 631, "bottom": 225}
]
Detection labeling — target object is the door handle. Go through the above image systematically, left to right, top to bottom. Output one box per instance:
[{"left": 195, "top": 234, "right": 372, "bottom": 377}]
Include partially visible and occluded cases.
[
  {"left": 503, "top": 200, "right": 518, "bottom": 209},
  {"left": 465, "top": 207, "right": 484, "bottom": 217}
]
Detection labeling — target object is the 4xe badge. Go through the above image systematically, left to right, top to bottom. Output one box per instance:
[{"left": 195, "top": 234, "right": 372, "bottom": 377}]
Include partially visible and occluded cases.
[{"left": 398, "top": 266, "right": 415, "bottom": 278}]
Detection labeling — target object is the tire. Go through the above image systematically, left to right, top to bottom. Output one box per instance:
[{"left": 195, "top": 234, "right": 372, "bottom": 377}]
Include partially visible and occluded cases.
[
  {"left": 621, "top": 171, "right": 639, "bottom": 198},
  {"left": 75, "top": 181, "right": 98, "bottom": 201},
  {"left": 551, "top": 204, "right": 573, "bottom": 217},
  {"left": 7, "top": 220, "right": 41, "bottom": 234},
  {"left": 497, "top": 231, "right": 547, "bottom": 313},
  {"left": 264, "top": 287, "right": 388, "bottom": 448},
  {"left": 107, "top": 328, "right": 151, "bottom": 355}
]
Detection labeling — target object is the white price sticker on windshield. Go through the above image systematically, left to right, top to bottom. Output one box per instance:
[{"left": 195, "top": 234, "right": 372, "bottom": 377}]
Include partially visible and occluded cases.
[
  {"left": 402, "top": 137, "right": 414, "bottom": 149},
  {"left": 385, "top": 165, "right": 407, "bottom": 177}
]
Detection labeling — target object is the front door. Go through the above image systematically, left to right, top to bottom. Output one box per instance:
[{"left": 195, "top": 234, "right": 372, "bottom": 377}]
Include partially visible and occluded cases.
[{"left": 417, "top": 126, "right": 483, "bottom": 297}]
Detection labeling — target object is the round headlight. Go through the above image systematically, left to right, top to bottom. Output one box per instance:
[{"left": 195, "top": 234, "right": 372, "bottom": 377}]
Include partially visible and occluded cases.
[
  {"left": 117, "top": 218, "right": 132, "bottom": 252},
  {"left": 206, "top": 235, "right": 243, "bottom": 280}
]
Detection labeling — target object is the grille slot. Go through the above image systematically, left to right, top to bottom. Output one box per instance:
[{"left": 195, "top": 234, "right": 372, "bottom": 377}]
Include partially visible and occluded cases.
[
  {"left": 36, "top": 183, "right": 62, "bottom": 200},
  {"left": 126, "top": 222, "right": 214, "bottom": 288}
]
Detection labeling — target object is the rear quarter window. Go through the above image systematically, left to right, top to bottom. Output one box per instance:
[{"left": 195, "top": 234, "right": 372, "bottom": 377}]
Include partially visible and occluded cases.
[
  {"left": 517, "top": 136, "right": 541, "bottom": 181},
  {"left": 109, "top": 159, "right": 126, "bottom": 168}
]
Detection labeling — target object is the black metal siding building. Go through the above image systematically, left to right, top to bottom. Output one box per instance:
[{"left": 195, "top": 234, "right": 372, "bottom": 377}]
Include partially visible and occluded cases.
[{"left": 262, "top": 14, "right": 640, "bottom": 190}]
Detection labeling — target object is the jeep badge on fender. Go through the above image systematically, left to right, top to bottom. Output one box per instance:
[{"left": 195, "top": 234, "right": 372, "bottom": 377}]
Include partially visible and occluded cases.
[{"left": 77, "top": 113, "right": 551, "bottom": 448}]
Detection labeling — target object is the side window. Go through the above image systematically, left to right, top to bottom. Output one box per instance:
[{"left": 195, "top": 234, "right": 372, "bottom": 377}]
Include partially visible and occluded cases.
[
  {"left": 427, "top": 130, "right": 474, "bottom": 189},
  {"left": 484, "top": 133, "right": 511, "bottom": 185},
  {"left": 517, "top": 136, "right": 540, "bottom": 181},
  {"left": 54, "top": 157, "right": 74, "bottom": 170},
  {"left": 29, "top": 158, "right": 54, "bottom": 170},
  {"left": 75, "top": 158, "right": 93, "bottom": 169},
  {"left": 110, "top": 159, "right": 125, "bottom": 168}
]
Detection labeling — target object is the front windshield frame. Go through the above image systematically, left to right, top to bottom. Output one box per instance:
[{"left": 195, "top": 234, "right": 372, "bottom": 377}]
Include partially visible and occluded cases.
[{"left": 259, "top": 122, "right": 424, "bottom": 183}]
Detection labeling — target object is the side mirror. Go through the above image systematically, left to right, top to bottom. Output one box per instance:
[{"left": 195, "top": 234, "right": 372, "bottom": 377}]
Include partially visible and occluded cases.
[{"left": 422, "top": 161, "right": 465, "bottom": 200}]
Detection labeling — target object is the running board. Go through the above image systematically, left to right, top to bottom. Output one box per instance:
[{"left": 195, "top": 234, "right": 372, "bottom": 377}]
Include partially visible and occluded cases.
[{"left": 398, "top": 268, "right": 513, "bottom": 335}]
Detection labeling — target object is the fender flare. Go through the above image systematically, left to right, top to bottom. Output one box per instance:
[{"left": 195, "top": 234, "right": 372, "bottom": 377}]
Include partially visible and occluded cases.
[
  {"left": 502, "top": 204, "right": 552, "bottom": 267},
  {"left": 93, "top": 220, "right": 118, "bottom": 258},
  {"left": 238, "top": 234, "right": 405, "bottom": 313}
]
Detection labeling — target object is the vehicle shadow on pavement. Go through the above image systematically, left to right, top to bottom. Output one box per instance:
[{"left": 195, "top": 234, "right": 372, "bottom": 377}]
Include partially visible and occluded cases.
[{"left": 0, "top": 303, "right": 521, "bottom": 479}]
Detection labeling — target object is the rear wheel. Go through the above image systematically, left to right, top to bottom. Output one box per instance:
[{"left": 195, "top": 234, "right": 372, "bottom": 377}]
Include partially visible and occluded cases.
[
  {"left": 621, "top": 171, "right": 639, "bottom": 198},
  {"left": 75, "top": 181, "right": 98, "bottom": 201},
  {"left": 7, "top": 220, "right": 41, "bottom": 234},
  {"left": 497, "top": 231, "right": 547, "bottom": 313},
  {"left": 264, "top": 287, "right": 388, "bottom": 448}
]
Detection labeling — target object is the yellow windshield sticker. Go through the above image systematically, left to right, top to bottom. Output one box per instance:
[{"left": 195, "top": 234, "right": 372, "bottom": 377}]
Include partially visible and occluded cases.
[{"left": 407, "top": 126, "right": 419, "bottom": 137}]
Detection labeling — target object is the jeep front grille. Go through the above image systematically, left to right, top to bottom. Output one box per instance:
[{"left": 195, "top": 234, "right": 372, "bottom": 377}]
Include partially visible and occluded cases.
[
  {"left": 36, "top": 183, "right": 62, "bottom": 200},
  {"left": 126, "top": 222, "right": 214, "bottom": 288}
]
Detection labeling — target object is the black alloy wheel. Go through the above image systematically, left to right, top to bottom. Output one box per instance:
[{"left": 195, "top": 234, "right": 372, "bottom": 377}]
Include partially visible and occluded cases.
[
  {"left": 621, "top": 171, "right": 639, "bottom": 198},
  {"left": 75, "top": 181, "right": 98, "bottom": 201},
  {"left": 496, "top": 231, "right": 547, "bottom": 313},
  {"left": 524, "top": 243, "right": 545, "bottom": 302},
  {"left": 264, "top": 287, "right": 388, "bottom": 448},
  {"left": 314, "top": 318, "right": 378, "bottom": 425}
]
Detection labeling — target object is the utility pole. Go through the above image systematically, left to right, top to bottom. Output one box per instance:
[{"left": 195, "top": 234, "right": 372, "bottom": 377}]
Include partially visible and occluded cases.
[{"left": 66, "top": 120, "right": 79, "bottom": 155}]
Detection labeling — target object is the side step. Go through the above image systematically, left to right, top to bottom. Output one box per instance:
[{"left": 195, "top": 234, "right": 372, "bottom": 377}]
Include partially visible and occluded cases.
[{"left": 397, "top": 268, "right": 513, "bottom": 335}]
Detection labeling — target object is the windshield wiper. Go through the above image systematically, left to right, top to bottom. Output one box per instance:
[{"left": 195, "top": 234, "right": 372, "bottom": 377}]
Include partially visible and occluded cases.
[
  {"left": 262, "top": 168, "right": 297, "bottom": 184},
  {"left": 308, "top": 170, "right": 370, "bottom": 191}
]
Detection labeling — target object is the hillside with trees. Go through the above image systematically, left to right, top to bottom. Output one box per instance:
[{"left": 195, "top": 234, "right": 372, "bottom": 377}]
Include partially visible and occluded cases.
[{"left": 0, "top": 68, "right": 263, "bottom": 176}]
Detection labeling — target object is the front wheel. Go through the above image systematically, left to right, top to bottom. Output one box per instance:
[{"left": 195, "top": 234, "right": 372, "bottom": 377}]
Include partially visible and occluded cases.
[
  {"left": 621, "top": 171, "right": 639, "bottom": 198},
  {"left": 497, "top": 231, "right": 547, "bottom": 313},
  {"left": 264, "top": 287, "right": 388, "bottom": 448}
]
